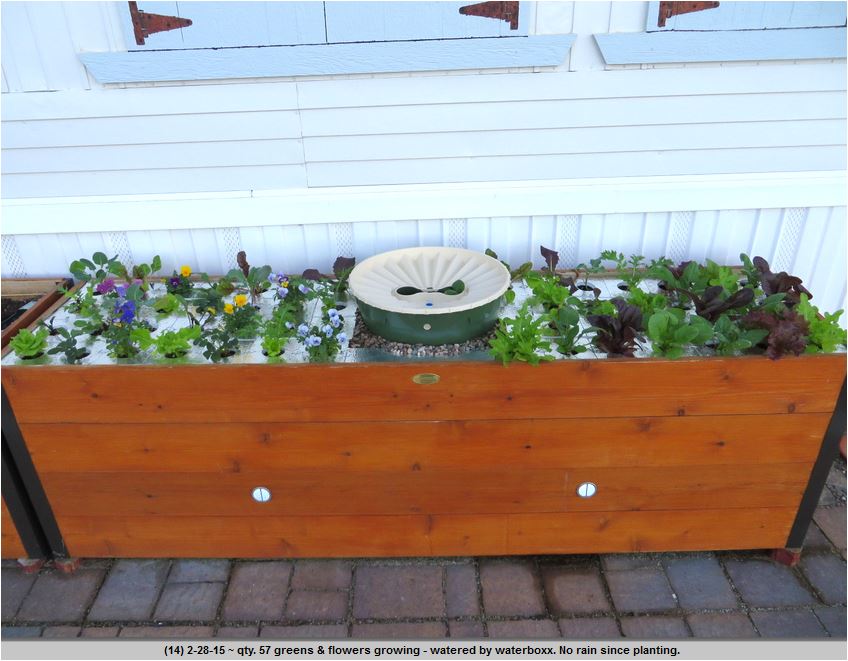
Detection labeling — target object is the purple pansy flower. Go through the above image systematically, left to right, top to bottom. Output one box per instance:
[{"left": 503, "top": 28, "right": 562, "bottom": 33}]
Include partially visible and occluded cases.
[
  {"left": 168, "top": 276, "right": 181, "bottom": 288},
  {"left": 95, "top": 278, "right": 116, "bottom": 295},
  {"left": 298, "top": 283, "right": 310, "bottom": 294},
  {"left": 277, "top": 286, "right": 289, "bottom": 298},
  {"left": 297, "top": 323, "right": 310, "bottom": 337},
  {"left": 322, "top": 324, "right": 334, "bottom": 337},
  {"left": 338, "top": 332, "right": 348, "bottom": 344},
  {"left": 306, "top": 335, "right": 322, "bottom": 347}
]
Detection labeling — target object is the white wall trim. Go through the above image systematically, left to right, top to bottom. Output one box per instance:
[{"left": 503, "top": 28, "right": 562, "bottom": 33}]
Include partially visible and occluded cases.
[{"left": 2, "top": 171, "right": 844, "bottom": 236}]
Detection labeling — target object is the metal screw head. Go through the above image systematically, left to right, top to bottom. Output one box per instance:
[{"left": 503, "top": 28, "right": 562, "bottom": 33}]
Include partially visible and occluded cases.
[
  {"left": 576, "top": 482, "right": 597, "bottom": 498},
  {"left": 251, "top": 487, "right": 272, "bottom": 503}
]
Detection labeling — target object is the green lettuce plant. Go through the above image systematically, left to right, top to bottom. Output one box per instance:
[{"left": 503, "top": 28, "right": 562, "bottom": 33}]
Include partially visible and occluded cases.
[
  {"left": 153, "top": 293, "right": 182, "bottom": 315},
  {"left": 796, "top": 294, "right": 847, "bottom": 353},
  {"left": 549, "top": 300, "right": 590, "bottom": 356},
  {"left": 489, "top": 303, "right": 553, "bottom": 366},
  {"left": 646, "top": 308, "right": 713, "bottom": 359},
  {"left": 153, "top": 326, "right": 201, "bottom": 359},
  {"left": 9, "top": 327, "right": 49, "bottom": 359}
]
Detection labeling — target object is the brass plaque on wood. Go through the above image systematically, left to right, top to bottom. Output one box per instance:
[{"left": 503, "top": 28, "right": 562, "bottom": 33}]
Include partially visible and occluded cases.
[{"left": 412, "top": 373, "right": 440, "bottom": 385}]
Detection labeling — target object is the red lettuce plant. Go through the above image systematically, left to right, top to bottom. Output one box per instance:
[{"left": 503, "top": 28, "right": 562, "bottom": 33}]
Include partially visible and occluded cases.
[
  {"left": 752, "top": 256, "right": 811, "bottom": 307},
  {"left": 678, "top": 285, "right": 755, "bottom": 323},
  {"left": 587, "top": 298, "right": 644, "bottom": 357},
  {"left": 740, "top": 308, "right": 809, "bottom": 360}
]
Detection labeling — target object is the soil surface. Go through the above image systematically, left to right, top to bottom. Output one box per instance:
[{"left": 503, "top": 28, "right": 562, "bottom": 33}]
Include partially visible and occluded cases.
[{"left": 1, "top": 297, "right": 38, "bottom": 330}]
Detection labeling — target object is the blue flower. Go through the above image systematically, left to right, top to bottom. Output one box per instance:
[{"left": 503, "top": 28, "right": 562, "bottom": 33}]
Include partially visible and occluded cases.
[
  {"left": 267, "top": 273, "right": 278, "bottom": 284},
  {"left": 298, "top": 284, "right": 310, "bottom": 294},
  {"left": 277, "top": 286, "right": 289, "bottom": 298},
  {"left": 115, "top": 300, "right": 136, "bottom": 324},
  {"left": 328, "top": 308, "right": 339, "bottom": 318},
  {"left": 329, "top": 315, "right": 342, "bottom": 328},
  {"left": 285, "top": 321, "right": 294, "bottom": 330},
  {"left": 297, "top": 323, "right": 310, "bottom": 337},
  {"left": 322, "top": 324, "right": 334, "bottom": 337},
  {"left": 338, "top": 332, "right": 348, "bottom": 343},
  {"left": 306, "top": 335, "right": 322, "bottom": 347}
]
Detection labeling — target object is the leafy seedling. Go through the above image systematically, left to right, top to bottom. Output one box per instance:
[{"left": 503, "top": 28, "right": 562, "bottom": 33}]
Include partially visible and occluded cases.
[
  {"left": 796, "top": 294, "right": 847, "bottom": 353},
  {"left": 489, "top": 303, "right": 554, "bottom": 366},
  {"left": 646, "top": 308, "right": 713, "bottom": 359},
  {"left": 711, "top": 315, "right": 769, "bottom": 356},
  {"left": 47, "top": 327, "right": 89, "bottom": 364}
]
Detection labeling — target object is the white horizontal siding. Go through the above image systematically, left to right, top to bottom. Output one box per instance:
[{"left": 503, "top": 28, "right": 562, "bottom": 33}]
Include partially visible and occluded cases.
[
  {"left": 2, "top": 62, "right": 845, "bottom": 197},
  {"left": 4, "top": 205, "right": 845, "bottom": 322}
]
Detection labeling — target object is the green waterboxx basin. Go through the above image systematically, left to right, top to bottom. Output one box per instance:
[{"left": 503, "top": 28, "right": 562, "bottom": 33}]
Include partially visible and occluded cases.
[{"left": 349, "top": 247, "right": 510, "bottom": 345}]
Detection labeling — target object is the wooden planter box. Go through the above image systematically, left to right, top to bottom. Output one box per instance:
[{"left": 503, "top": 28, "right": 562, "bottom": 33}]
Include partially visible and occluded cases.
[
  {"left": 1, "top": 278, "right": 73, "bottom": 349},
  {"left": 2, "top": 355, "right": 844, "bottom": 559}
]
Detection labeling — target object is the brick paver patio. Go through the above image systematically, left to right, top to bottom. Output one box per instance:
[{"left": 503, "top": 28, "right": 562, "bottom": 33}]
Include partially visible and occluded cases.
[{"left": 2, "top": 459, "right": 845, "bottom": 640}]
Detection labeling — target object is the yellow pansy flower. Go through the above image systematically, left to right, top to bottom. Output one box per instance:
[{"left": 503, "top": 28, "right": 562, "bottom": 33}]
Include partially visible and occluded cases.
[
  {"left": 180, "top": 265, "right": 192, "bottom": 277},
  {"left": 281, "top": 280, "right": 289, "bottom": 288},
  {"left": 234, "top": 294, "right": 248, "bottom": 308},
  {"left": 223, "top": 303, "right": 234, "bottom": 315}
]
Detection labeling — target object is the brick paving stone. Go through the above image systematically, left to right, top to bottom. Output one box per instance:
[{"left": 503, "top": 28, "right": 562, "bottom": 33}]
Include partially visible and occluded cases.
[
  {"left": 814, "top": 506, "right": 846, "bottom": 557},
  {"left": 804, "top": 523, "right": 837, "bottom": 553},
  {"left": 601, "top": 554, "right": 662, "bottom": 572},
  {"left": 799, "top": 554, "right": 847, "bottom": 605},
  {"left": 663, "top": 557, "right": 737, "bottom": 610},
  {"left": 724, "top": 559, "right": 816, "bottom": 608},
  {"left": 87, "top": 560, "right": 169, "bottom": 621},
  {"left": 169, "top": 560, "right": 230, "bottom": 583},
  {"left": 479, "top": 560, "right": 545, "bottom": 617},
  {"left": 291, "top": 561, "right": 352, "bottom": 591},
  {"left": 223, "top": 562, "right": 291, "bottom": 621},
  {"left": 353, "top": 565, "right": 444, "bottom": 619},
  {"left": 446, "top": 565, "right": 480, "bottom": 618},
  {"left": 542, "top": 566, "right": 610, "bottom": 615},
  {"left": 1, "top": 568, "right": 36, "bottom": 620},
  {"left": 17, "top": 568, "right": 104, "bottom": 623},
  {"left": 605, "top": 568, "right": 676, "bottom": 613},
  {"left": 154, "top": 582, "right": 225, "bottom": 621},
  {"left": 285, "top": 591, "right": 348, "bottom": 621},
  {"left": 814, "top": 606, "right": 847, "bottom": 637},
  {"left": 750, "top": 610, "right": 827, "bottom": 638},
  {"left": 686, "top": 613, "right": 758, "bottom": 638},
  {"left": 558, "top": 617, "right": 621, "bottom": 639},
  {"left": 620, "top": 617, "right": 689, "bottom": 639},
  {"left": 486, "top": 619, "right": 559, "bottom": 639},
  {"left": 449, "top": 621, "right": 485, "bottom": 638},
  {"left": 351, "top": 622, "right": 446, "bottom": 639},
  {"left": 262, "top": 624, "right": 348, "bottom": 639},
  {"left": 1, "top": 626, "right": 41, "bottom": 638},
  {"left": 41, "top": 626, "right": 80, "bottom": 638},
  {"left": 81, "top": 626, "right": 120, "bottom": 638},
  {"left": 120, "top": 626, "right": 215, "bottom": 639},
  {"left": 216, "top": 626, "right": 259, "bottom": 638}
]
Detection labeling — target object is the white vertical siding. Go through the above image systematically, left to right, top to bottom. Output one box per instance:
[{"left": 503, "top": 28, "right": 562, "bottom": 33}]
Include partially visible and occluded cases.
[{"left": 3, "top": 206, "right": 845, "bottom": 319}]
